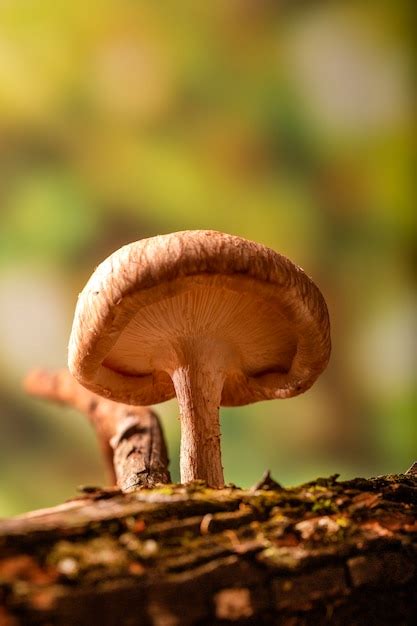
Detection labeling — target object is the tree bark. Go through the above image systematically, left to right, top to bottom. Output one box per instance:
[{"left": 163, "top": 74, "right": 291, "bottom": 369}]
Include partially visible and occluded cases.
[{"left": 1, "top": 471, "right": 416, "bottom": 625}]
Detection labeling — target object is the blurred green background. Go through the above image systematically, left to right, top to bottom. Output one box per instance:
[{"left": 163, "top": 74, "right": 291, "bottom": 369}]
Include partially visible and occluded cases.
[{"left": 0, "top": 0, "right": 414, "bottom": 516}]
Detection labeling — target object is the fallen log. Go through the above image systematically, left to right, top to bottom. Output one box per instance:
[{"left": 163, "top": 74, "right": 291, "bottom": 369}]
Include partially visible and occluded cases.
[{"left": 1, "top": 470, "right": 416, "bottom": 625}]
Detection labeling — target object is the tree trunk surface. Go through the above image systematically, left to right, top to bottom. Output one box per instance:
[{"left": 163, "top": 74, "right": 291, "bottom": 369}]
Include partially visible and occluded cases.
[{"left": 0, "top": 472, "right": 416, "bottom": 626}]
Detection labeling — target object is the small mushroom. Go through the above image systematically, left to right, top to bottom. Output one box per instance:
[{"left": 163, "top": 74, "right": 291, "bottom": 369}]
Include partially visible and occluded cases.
[{"left": 69, "top": 230, "right": 331, "bottom": 488}]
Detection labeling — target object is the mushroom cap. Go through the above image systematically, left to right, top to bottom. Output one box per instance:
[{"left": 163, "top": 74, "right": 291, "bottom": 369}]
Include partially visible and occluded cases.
[{"left": 68, "top": 230, "right": 331, "bottom": 406}]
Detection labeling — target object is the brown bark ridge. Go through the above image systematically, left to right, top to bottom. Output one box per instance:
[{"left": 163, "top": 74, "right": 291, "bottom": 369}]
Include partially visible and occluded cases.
[
  {"left": 23, "top": 369, "right": 171, "bottom": 490},
  {"left": 1, "top": 471, "right": 416, "bottom": 625}
]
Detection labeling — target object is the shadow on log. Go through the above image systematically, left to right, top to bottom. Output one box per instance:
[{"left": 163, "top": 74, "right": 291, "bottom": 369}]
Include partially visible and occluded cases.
[{"left": 1, "top": 472, "right": 416, "bottom": 625}]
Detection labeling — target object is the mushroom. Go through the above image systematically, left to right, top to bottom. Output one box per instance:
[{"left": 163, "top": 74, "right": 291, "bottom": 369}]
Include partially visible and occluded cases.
[{"left": 68, "top": 230, "right": 331, "bottom": 488}]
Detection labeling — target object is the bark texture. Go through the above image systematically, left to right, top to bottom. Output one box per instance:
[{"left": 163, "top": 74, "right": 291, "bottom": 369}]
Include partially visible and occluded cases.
[
  {"left": 111, "top": 410, "right": 171, "bottom": 491},
  {"left": 1, "top": 472, "right": 416, "bottom": 626}
]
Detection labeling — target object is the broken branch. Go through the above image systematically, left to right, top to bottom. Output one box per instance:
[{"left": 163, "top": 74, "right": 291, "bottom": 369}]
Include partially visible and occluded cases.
[{"left": 23, "top": 369, "right": 171, "bottom": 491}]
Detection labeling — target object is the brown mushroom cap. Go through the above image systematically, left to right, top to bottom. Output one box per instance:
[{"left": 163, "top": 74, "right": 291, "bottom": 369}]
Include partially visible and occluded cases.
[{"left": 68, "top": 230, "right": 331, "bottom": 407}]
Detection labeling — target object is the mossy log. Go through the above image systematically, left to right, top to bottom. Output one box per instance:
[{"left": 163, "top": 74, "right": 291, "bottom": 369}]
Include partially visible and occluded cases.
[{"left": 0, "top": 472, "right": 416, "bottom": 626}]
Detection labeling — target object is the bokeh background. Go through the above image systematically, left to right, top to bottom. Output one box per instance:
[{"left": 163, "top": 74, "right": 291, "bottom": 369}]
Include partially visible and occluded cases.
[{"left": 0, "top": 0, "right": 414, "bottom": 516}]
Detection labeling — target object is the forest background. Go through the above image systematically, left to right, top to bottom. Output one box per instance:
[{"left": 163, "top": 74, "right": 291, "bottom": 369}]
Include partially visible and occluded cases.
[{"left": 0, "top": 0, "right": 414, "bottom": 516}]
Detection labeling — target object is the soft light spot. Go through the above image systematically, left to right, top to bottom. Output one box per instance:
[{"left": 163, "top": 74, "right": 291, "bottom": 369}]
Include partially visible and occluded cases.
[
  {"left": 0, "top": 267, "right": 69, "bottom": 380},
  {"left": 214, "top": 587, "right": 253, "bottom": 620}
]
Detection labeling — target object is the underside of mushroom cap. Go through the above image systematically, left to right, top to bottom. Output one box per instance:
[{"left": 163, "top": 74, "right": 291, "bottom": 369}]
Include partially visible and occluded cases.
[{"left": 68, "top": 230, "right": 331, "bottom": 406}]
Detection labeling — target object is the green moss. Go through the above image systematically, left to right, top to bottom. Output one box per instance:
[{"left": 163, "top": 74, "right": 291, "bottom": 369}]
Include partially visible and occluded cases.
[
  {"left": 308, "top": 485, "right": 331, "bottom": 493},
  {"left": 311, "top": 498, "right": 338, "bottom": 514},
  {"left": 47, "top": 536, "right": 131, "bottom": 579}
]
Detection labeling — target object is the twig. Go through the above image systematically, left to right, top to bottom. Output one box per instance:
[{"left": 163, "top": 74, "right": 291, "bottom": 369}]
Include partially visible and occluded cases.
[{"left": 23, "top": 369, "right": 171, "bottom": 490}]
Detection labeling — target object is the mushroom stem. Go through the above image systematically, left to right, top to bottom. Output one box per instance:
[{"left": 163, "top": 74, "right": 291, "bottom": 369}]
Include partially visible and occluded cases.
[{"left": 171, "top": 344, "right": 225, "bottom": 488}]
